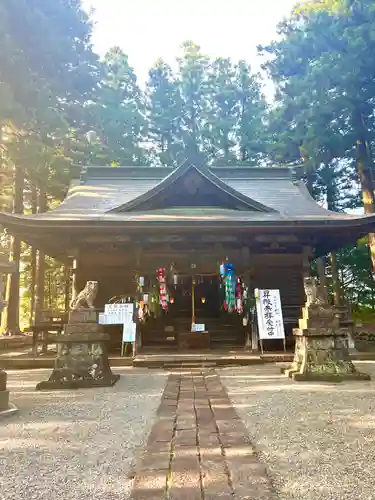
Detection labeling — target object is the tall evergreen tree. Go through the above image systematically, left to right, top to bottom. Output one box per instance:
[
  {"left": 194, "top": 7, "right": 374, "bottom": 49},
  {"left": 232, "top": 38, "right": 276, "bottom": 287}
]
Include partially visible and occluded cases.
[
  {"left": 0, "top": 0, "right": 100, "bottom": 333},
  {"left": 260, "top": 0, "right": 375, "bottom": 270},
  {"left": 177, "top": 41, "right": 210, "bottom": 165},
  {"left": 91, "top": 47, "right": 147, "bottom": 165},
  {"left": 204, "top": 58, "right": 238, "bottom": 164},
  {"left": 146, "top": 59, "right": 182, "bottom": 165},
  {"left": 234, "top": 61, "right": 267, "bottom": 165}
]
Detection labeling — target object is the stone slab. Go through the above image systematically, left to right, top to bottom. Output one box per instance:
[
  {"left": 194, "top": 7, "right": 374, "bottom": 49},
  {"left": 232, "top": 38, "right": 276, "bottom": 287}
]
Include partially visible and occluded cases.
[
  {"left": 68, "top": 309, "right": 97, "bottom": 323},
  {"left": 64, "top": 323, "right": 102, "bottom": 335},
  {"left": 294, "top": 327, "right": 345, "bottom": 337},
  {"left": 55, "top": 332, "right": 109, "bottom": 343},
  {"left": 35, "top": 333, "right": 120, "bottom": 390},
  {"left": 0, "top": 370, "right": 6, "bottom": 391},
  {"left": 129, "top": 370, "right": 274, "bottom": 500},
  {"left": 290, "top": 371, "right": 371, "bottom": 382},
  {"left": 36, "top": 373, "right": 120, "bottom": 390},
  {"left": 0, "top": 389, "right": 9, "bottom": 411},
  {"left": 0, "top": 402, "right": 19, "bottom": 419},
  {"left": 131, "top": 470, "right": 167, "bottom": 500}
]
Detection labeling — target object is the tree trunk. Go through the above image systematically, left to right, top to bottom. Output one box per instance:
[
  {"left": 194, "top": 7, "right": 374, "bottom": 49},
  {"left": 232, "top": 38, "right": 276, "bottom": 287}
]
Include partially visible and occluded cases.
[
  {"left": 353, "top": 109, "right": 375, "bottom": 272},
  {"left": 356, "top": 139, "right": 375, "bottom": 215},
  {"left": 324, "top": 163, "right": 342, "bottom": 306},
  {"left": 0, "top": 165, "right": 24, "bottom": 335},
  {"left": 30, "top": 185, "right": 38, "bottom": 324},
  {"left": 34, "top": 185, "right": 47, "bottom": 323}
]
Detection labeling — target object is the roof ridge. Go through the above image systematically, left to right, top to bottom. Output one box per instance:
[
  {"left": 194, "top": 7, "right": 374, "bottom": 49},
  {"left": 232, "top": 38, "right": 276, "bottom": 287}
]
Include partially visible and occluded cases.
[{"left": 107, "top": 163, "right": 277, "bottom": 214}]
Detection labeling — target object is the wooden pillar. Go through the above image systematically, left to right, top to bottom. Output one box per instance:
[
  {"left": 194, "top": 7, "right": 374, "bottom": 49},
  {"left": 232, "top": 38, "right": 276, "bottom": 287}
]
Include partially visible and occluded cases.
[
  {"left": 33, "top": 185, "right": 47, "bottom": 326},
  {"left": 30, "top": 186, "right": 38, "bottom": 324},
  {"left": 134, "top": 246, "right": 142, "bottom": 355},
  {"left": 242, "top": 246, "right": 256, "bottom": 351},
  {"left": 302, "top": 246, "right": 313, "bottom": 278},
  {"left": 34, "top": 249, "right": 45, "bottom": 322},
  {"left": 316, "top": 257, "right": 327, "bottom": 287},
  {"left": 71, "top": 258, "right": 78, "bottom": 303},
  {"left": 64, "top": 265, "right": 70, "bottom": 312},
  {"left": 0, "top": 269, "right": 8, "bottom": 321}
]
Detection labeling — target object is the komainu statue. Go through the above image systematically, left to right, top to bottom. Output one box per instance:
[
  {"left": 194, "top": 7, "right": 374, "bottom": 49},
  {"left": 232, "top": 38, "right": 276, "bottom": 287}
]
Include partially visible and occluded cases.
[
  {"left": 303, "top": 276, "right": 328, "bottom": 306},
  {"left": 70, "top": 281, "right": 98, "bottom": 310}
]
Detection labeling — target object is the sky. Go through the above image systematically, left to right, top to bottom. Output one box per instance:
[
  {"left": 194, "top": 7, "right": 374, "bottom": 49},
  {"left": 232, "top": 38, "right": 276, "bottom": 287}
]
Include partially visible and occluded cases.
[{"left": 84, "top": 0, "right": 297, "bottom": 89}]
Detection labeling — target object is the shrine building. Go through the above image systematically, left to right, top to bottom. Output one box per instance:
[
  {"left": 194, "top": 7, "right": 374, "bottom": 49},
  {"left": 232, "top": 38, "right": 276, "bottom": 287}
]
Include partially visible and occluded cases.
[{"left": 1, "top": 163, "right": 375, "bottom": 351}]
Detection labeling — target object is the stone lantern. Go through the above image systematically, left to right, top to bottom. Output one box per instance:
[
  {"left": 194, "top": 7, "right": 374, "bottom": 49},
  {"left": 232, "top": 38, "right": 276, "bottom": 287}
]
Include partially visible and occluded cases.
[{"left": 0, "top": 254, "right": 17, "bottom": 415}]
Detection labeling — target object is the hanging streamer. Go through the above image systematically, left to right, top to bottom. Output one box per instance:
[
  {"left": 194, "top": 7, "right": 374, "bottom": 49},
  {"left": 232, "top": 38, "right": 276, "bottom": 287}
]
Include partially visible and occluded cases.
[
  {"left": 219, "top": 260, "right": 225, "bottom": 278},
  {"left": 223, "top": 262, "right": 236, "bottom": 312},
  {"left": 156, "top": 268, "right": 168, "bottom": 311},
  {"left": 235, "top": 277, "right": 244, "bottom": 315}
]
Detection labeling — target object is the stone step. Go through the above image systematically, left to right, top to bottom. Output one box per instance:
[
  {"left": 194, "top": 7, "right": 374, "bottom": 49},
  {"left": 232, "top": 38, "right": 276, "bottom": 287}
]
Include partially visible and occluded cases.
[
  {"left": 132, "top": 356, "right": 269, "bottom": 369},
  {"left": 162, "top": 361, "right": 217, "bottom": 369}
]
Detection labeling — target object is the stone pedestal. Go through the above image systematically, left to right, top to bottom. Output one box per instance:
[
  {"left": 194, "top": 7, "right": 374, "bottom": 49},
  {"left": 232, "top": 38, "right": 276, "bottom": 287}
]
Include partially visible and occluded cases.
[
  {"left": 0, "top": 258, "right": 19, "bottom": 417},
  {"left": 284, "top": 303, "right": 370, "bottom": 382},
  {"left": 36, "top": 309, "right": 120, "bottom": 390},
  {"left": 0, "top": 368, "right": 17, "bottom": 417},
  {"left": 0, "top": 370, "right": 9, "bottom": 411}
]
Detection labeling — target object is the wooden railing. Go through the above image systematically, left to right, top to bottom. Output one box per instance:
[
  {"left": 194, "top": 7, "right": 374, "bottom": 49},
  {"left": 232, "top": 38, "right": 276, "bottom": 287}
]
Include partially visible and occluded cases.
[{"left": 30, "top": 310, "right": 68, "bottom": 356}]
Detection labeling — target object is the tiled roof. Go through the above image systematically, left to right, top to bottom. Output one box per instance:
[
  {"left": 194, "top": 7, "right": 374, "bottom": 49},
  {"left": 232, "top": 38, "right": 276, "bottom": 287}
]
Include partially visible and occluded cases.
[
  {"left": 0, "top": 164, "right": 369, "bottom": 225},
  {"left": 19, "top": 164, "right": 352, "bottom": 221}
]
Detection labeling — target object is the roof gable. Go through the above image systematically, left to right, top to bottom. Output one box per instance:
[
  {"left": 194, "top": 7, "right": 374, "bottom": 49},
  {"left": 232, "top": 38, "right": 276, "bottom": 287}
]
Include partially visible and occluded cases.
[{"left": 108, "top": 164, "right": 276, "bottom": 213}]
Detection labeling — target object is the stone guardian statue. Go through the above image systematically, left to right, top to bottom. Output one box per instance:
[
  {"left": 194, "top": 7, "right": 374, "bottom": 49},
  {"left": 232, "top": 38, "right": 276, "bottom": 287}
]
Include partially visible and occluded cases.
[{"left": 69, "top": 281, "right": 98, "bottom": 310}]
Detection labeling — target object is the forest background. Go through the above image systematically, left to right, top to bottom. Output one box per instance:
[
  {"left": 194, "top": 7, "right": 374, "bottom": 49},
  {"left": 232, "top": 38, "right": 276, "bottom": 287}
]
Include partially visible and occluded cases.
[{"left": 1, "top": 0, "right": 375, "bottom": 332}]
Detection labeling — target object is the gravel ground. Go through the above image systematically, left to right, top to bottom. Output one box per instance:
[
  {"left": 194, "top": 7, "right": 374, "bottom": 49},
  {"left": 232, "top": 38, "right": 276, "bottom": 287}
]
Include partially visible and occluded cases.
[
  {"left": 220, "top": 361, "right": 375, "bottom": 500},
  {"left": 0, "top": 368, "right": 167, "bottom": 500}
]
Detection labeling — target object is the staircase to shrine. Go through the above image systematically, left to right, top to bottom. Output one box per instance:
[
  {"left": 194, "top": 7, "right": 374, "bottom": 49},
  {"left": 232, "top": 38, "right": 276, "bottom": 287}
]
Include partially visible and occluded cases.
[{"left": 140, "top": 314, "right": 246, "bottom": 350}]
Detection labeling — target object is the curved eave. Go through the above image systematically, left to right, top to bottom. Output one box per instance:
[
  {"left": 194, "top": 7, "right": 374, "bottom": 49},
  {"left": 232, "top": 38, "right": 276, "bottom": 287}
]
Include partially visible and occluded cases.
[
  {"left": 2, "top": 211, "right": 375, "bottom": 230},
  {"left": 2, "top": 212, "right": 375, "bottom": 261}
]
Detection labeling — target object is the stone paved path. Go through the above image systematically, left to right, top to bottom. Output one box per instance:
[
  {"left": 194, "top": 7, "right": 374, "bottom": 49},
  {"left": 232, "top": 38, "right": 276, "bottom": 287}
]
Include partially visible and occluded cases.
[{"left": 130, "top": 369, "right": 275, "bottom": 499}]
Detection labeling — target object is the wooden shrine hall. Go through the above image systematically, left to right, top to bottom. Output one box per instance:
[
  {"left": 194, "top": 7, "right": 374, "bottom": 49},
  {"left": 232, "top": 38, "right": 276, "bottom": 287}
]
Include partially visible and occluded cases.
[{"left": 1, "top": 163, "right": 375, "bottom": 352}]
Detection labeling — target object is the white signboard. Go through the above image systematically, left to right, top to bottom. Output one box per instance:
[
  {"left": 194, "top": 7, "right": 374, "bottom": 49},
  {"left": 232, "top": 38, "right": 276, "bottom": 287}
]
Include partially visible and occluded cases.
[
  {"left": 255, "top": 289, "right": 285, "bottom": 340},
  {"left": 100, "top": 303, "right": 134, "bottom": 325},
  {"left": 98, "top": 313, "right": 121, "bottom": 325},
  {"left": 123, "top": 322, "right": 136, "bottom": 343},
  {"left": 191, "top": 323, "right": 206, "bottom": 333}
]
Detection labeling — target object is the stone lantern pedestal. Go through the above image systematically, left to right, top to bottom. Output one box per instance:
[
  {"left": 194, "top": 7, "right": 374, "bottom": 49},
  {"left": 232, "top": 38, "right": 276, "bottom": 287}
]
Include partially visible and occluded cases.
[
  {"left": 0, "top": 255, "right": 18, "bottom": 417},
  {"left": 284, "top": 281, "right": 370, "bottom": 382},
  {"left": 36, "top": 309, "right": 120, "bottom": 390},
  {"left": 0, "top": 369, "right": 17, "bottom": 417},
  {"left": 0, "top": 370, "right": 9, "bottom": 411}
]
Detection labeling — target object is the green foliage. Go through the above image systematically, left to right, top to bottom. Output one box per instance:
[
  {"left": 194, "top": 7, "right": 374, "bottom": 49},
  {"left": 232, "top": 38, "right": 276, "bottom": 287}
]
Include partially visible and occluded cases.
[
  {"left": 1, "top": 0, "right": 375, "bottom": 322},
  {"left": 258, "top": 0, "right": 375, "bottom": 308},
  {"left": 145, "top": 43, "right": 267, "bottom": 166},
  {"left": 89, "top": 47, "right": 147, "bottom": 165},
  {"left": 204, "top": 58, "right": 239, "bottom": 164},
  {"left": 146, "top": 59, "right": 183, "bottom": 165},
  {"left": 336, "top": 239, "right": 375, "bottom": 309}
]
